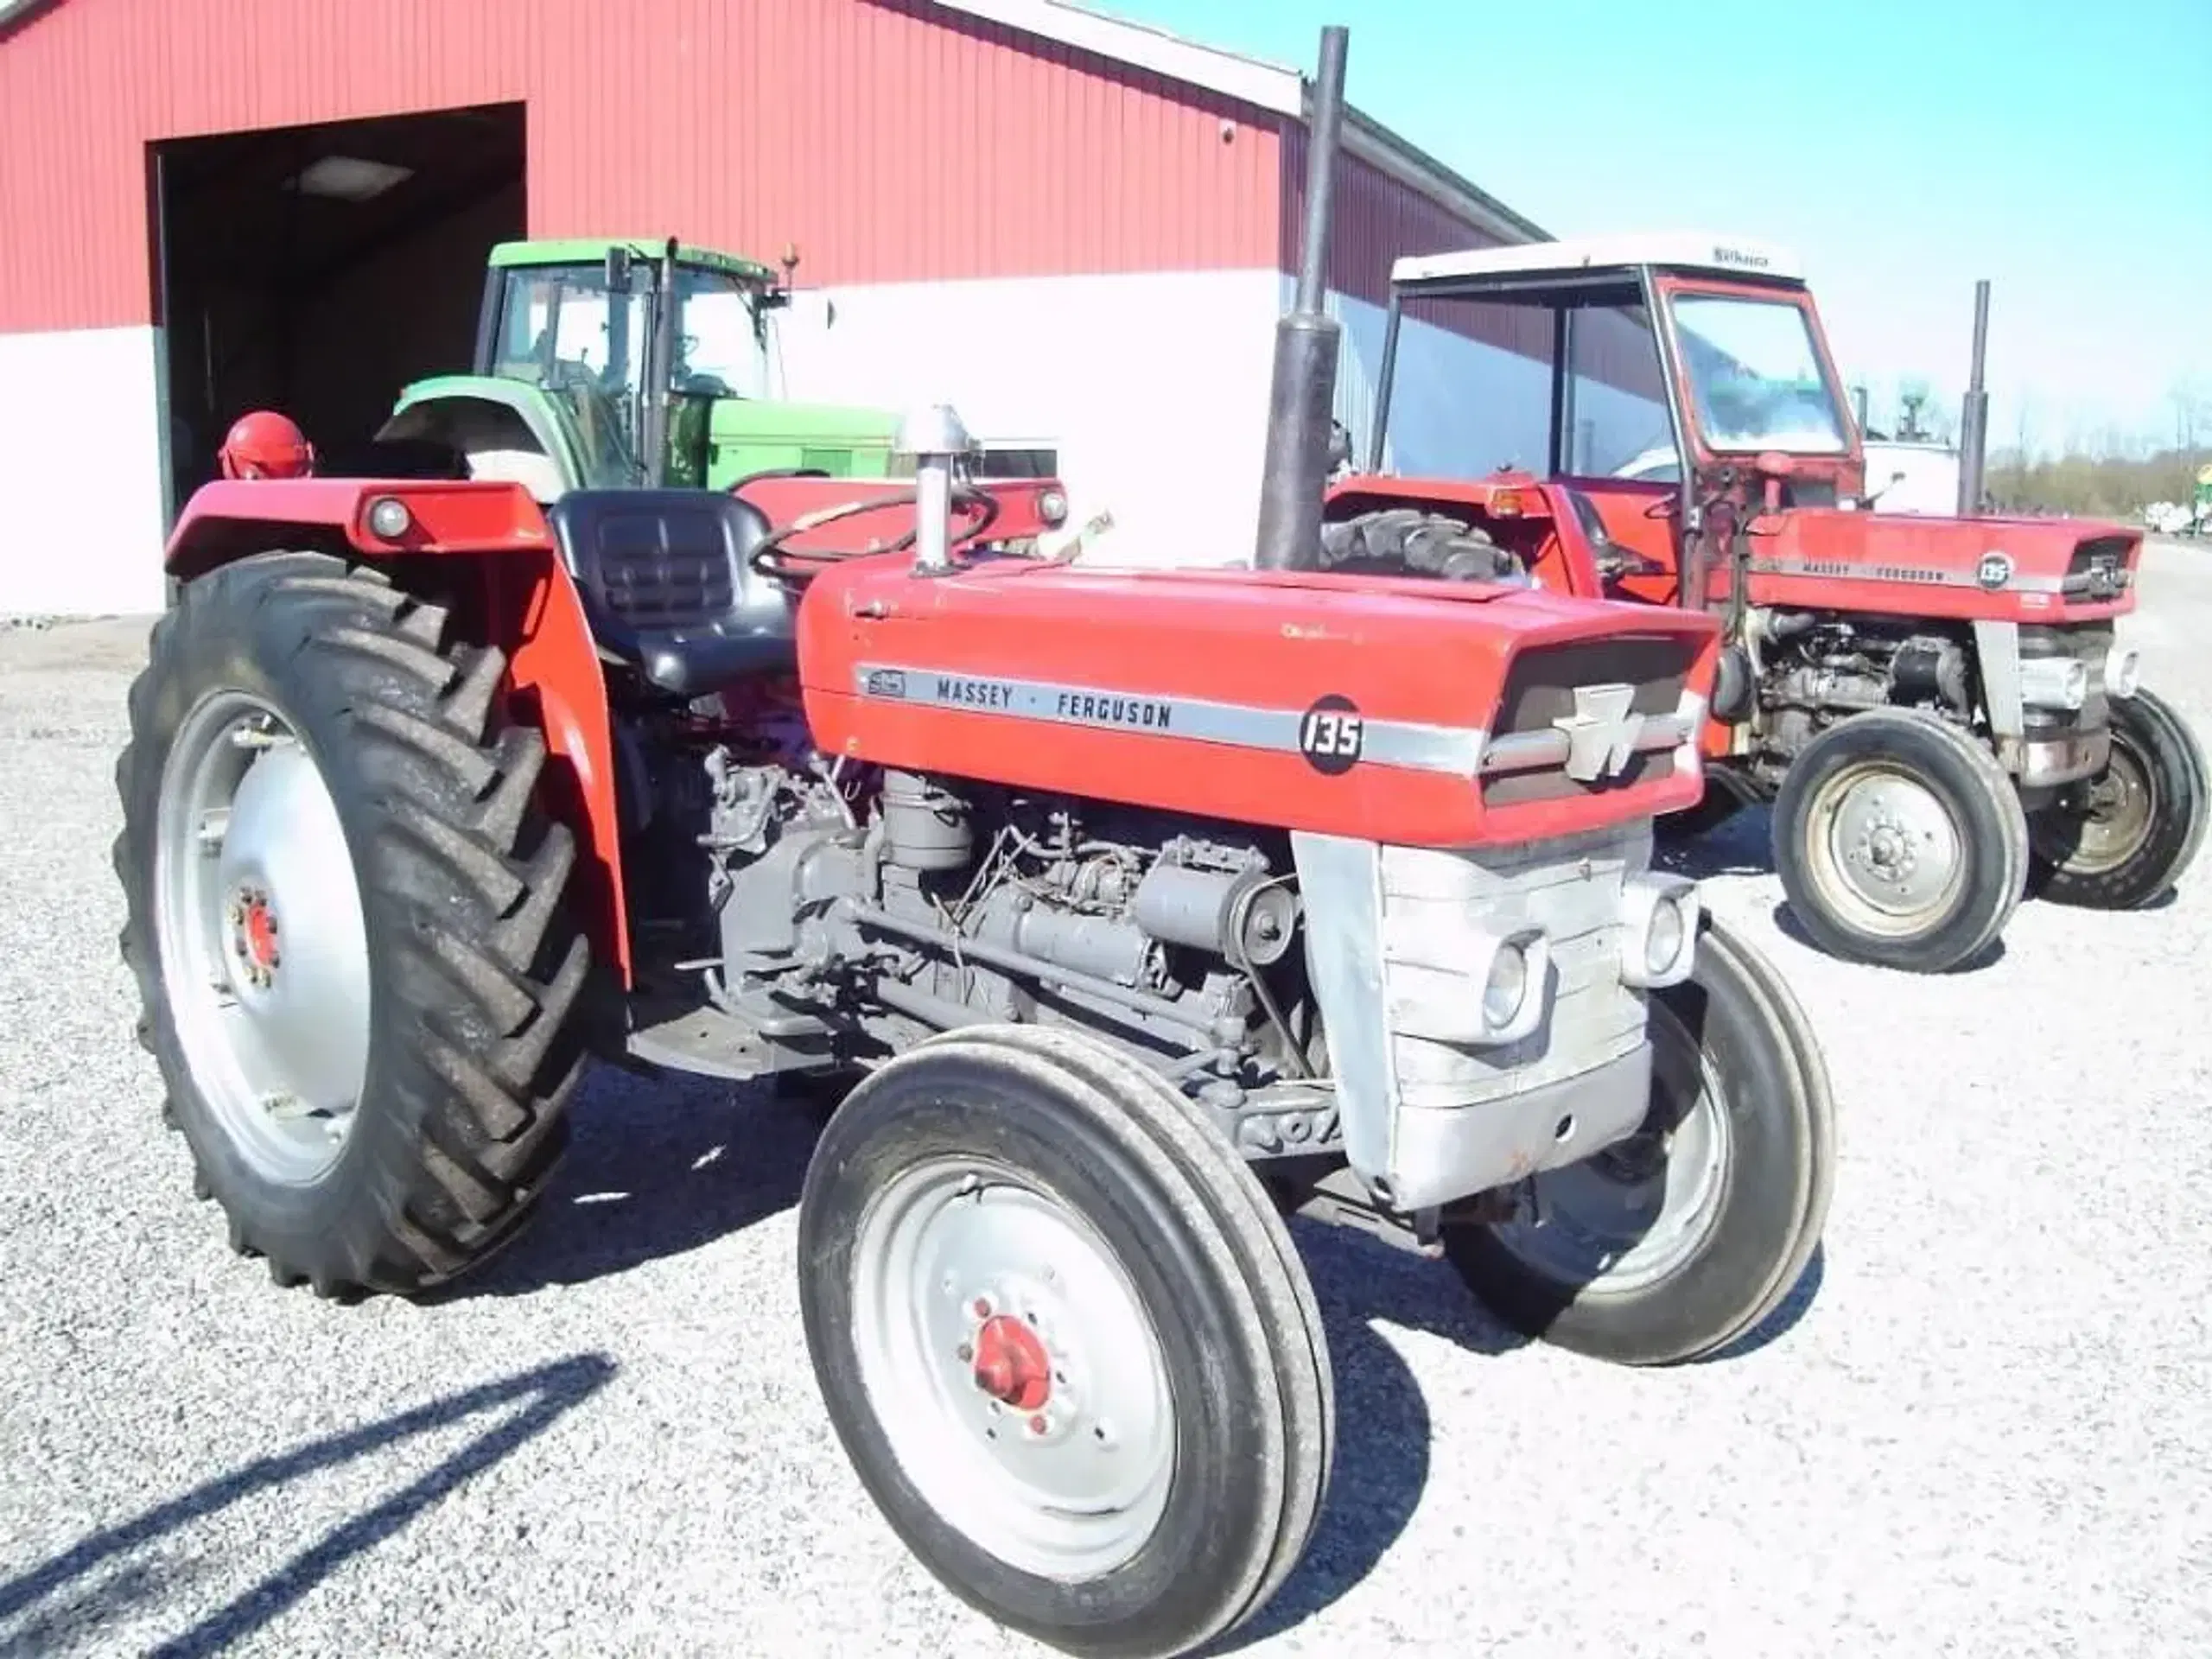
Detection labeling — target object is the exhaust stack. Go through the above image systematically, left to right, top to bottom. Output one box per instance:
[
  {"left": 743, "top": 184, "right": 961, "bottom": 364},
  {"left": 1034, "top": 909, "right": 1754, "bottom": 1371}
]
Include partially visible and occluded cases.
[
  {"left": 1252, "top": 25, "right": 1349, "bottom": 571},
  {"left": 1956, "top": 278, "right": 1990, "bottom": 518}
]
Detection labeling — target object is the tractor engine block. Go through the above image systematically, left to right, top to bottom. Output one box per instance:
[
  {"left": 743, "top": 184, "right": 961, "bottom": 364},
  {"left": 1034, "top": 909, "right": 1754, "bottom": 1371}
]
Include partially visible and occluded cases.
[
  {"left": 1750, "top": 612, "right": 1973, "bottom": 783},
  {"left": 695, "top": 749, "right": 1313, "bottom": 1109}
]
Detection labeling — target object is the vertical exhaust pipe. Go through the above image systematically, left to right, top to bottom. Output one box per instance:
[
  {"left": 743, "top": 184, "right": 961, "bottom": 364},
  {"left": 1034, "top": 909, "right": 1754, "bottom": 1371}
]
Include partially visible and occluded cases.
[
  {"left": 1253, "top": 24, "right": 1349, "bottom": 571},
  {"left": 1955, "top": 278, "right": 1990, "bottom": 518}
]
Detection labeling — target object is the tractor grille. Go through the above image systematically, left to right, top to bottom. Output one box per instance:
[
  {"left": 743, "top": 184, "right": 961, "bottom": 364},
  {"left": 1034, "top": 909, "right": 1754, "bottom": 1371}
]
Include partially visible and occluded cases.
[
  {"left": 2063, "top": 535, "right": 2133, "bottom": 601},
  {"left": 1478, "top": 635, "right": 1700, "bottom": 805}
]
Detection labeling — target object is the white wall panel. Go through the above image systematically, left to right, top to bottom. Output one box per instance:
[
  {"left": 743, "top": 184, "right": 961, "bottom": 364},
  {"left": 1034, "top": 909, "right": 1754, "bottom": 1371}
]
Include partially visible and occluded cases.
[{"left": 0, "top": 325, "right": 170, "bottom": 616}]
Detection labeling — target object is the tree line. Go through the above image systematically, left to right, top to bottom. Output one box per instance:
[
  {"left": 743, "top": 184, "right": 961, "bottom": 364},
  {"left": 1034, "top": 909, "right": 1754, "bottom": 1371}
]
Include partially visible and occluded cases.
[{"left": 1981, "top": 445, "right": 2206, "bottom": 518}]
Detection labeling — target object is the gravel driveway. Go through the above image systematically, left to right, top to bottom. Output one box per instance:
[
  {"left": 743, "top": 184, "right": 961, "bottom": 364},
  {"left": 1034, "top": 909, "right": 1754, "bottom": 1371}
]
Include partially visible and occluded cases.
[{"left": 3, "top": 543, "right": 2209, "bottom": 1659}]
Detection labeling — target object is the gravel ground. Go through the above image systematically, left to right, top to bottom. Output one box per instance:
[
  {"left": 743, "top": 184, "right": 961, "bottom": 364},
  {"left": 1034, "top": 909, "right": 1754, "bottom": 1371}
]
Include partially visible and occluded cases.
[{"left": 3, "top": 543, "right": 2209, "bottom": 1659}]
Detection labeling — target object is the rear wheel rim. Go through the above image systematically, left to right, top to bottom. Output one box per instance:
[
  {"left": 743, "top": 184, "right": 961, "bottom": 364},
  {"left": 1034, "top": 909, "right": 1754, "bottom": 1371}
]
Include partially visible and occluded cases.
[
  {"left": 153, "top": 690, "right": 373, "bottom": 1185},
  {"left": 1803, "top": 759, "right": 1964, "bottom": 935},
  {"left": 1482, "top": 996, "right": 1732, "bottom": 1294},
  {"left": 849, "top": 1155, "right": 1176, "bottom": 1581}
]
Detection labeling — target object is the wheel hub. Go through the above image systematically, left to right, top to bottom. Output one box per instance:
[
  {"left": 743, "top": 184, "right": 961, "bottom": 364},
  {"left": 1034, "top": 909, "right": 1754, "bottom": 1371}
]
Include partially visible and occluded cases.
[
  {"left": 227, "top": 885, "right": 283, "bottom": 987},
  {"left": 969, "top": 1309, "right": 1052, "bottom": 1413}
]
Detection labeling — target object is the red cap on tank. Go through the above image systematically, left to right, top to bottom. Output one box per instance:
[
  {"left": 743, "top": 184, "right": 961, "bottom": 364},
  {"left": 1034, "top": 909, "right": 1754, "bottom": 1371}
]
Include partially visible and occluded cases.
[{"left": 218, "top": 410, "right": 316, "bottom": 480}]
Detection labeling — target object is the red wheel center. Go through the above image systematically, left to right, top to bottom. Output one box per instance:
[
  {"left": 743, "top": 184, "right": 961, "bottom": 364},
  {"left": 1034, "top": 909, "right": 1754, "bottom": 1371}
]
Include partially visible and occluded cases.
[
  {"left": 239, "top": 896, "right": 280, "bottom": 971},
  {"left": 970, "top": 1314, "right": 1052, "bottom": 1410}
]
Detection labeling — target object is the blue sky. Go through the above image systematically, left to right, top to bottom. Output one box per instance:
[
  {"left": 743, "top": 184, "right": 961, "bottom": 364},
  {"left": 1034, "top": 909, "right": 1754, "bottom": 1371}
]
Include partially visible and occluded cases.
[{"left": 1101, "top": 0, "right": 2212, "bottom": 458}]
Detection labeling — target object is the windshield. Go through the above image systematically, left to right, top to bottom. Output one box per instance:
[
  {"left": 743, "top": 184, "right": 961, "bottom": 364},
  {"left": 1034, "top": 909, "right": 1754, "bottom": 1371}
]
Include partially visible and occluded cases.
[
  {"left": 490, "top": 258, "right": 773, "bottom": 481},
  {"left": 1668, "top": 293, "right": 1847, "bottom": 454}
]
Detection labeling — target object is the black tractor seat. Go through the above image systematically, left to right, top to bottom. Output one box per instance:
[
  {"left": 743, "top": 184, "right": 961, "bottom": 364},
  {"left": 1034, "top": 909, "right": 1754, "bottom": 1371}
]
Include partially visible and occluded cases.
[{"left": 544, "top": 489, "right": 798, "bottom": 697}]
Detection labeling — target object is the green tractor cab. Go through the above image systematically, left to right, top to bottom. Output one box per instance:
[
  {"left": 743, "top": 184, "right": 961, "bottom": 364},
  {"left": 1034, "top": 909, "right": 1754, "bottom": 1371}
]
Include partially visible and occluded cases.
[{"left": 376, "top": 236, "right": 907, "bottom": 500}]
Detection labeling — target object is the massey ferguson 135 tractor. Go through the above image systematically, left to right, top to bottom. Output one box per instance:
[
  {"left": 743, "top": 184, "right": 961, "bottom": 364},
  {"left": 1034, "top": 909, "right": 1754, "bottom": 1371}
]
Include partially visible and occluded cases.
[
  {"left": 111, "top": 33, "right": 1832, "bottom": 1656},
  {"left": 1333, "top": 234, "right": 2209, "bottom": 974}
]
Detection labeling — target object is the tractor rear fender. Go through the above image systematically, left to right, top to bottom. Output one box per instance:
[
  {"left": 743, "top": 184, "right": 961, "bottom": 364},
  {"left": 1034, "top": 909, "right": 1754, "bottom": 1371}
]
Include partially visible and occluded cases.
[
  {"left": 380, "top": 378, "right": 593, "bottom": 498},
  {"left": 165, "top": 477, "right": 633, "bottom": 986}
]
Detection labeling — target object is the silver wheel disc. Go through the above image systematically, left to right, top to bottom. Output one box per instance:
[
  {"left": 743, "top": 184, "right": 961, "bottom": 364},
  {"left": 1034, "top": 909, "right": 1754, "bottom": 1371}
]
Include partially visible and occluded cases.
[
  {"left": 153, "top": 690, "right": 373, "bottom": 1185},
  {"left": 2031, "top": 741, "right": 2154, "bottom": 875},
  {"left": 1805, "top": 760, "right": 1964, "bottom": 935},
  {"left": 1484, "top": 1000, "right": 1732, "bottom": 1293},
  {"left": 849, "top": 1156, "right": 1177, "bottom": 1581}
]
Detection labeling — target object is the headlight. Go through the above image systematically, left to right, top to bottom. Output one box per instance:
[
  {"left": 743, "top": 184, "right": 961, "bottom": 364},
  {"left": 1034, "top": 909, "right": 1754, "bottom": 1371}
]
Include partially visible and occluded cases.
[
  {"left": 1037, "top": 488, "right": 1069, "bottom": 527},
  {"left": 365, "top": 495, "right": 413, "bottom": 540},
  {"left": 2105, "top": 643, "right": 2141, "bottom": 699},
  {"left": 2018, "top": 654, "right": 2088, "bottom": 711},
  {"left": 1619, "top": 873, "right": 1700, "bottom": 989},
  {"left": 1472, "top": 926, "right": 1549, "bottom": 1044},
  {"left": 1482, "top": 941, "right": 1529, "bottom": 1030}
]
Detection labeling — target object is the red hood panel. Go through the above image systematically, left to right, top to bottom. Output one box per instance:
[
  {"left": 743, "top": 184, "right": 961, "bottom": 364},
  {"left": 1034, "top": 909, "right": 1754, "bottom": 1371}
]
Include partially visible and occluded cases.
[{"left": 794, "top": 555, "right": 1719, "bottom": 849}]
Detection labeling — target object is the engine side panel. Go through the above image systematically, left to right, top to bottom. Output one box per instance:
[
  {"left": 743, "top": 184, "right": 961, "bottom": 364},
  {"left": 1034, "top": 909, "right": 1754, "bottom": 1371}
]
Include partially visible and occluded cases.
[{"left": 795, "top": 557, "right": 1718, "bottom": 849}]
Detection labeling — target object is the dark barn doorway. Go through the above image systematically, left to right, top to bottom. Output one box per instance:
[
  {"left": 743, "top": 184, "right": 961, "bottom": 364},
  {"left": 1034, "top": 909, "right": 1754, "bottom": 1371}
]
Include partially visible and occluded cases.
[{"left": 149, "top": 102, "right": 525, "bottom": 518}]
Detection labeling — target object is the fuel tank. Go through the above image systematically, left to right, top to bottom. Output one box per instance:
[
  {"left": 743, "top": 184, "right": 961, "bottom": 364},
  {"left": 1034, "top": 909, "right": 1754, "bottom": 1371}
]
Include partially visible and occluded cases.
[{"left": 796, "top": 555, "right": 1719, "bottom": 849}]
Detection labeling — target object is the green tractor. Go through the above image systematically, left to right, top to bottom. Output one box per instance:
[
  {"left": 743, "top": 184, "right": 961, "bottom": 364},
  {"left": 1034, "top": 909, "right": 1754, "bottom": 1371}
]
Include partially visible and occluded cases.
[{"left": 372, "top": 236, "right": 910, "bottom": 500}]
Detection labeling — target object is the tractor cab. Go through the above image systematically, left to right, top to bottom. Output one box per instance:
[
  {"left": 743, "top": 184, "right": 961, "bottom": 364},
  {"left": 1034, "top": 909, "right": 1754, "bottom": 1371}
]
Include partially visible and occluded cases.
[
  {"left": 1363, "top": 232, "right": 1863, "bottom": 612},
  {"left": 378, "top": 236, "right": 904, "bottom": 500}
]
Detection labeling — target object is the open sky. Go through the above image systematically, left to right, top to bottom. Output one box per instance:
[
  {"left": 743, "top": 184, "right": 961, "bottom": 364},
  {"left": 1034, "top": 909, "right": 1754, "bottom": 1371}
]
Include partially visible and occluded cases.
[{"left": 1100, "top": 0, "right": 2212, "bottom": 458}]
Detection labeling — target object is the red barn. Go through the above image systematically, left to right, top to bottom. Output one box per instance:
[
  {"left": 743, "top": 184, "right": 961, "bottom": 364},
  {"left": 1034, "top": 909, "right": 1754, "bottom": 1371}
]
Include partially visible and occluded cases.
[{"left": 0, "top": 0, "right": 1587, "bottom": 614}]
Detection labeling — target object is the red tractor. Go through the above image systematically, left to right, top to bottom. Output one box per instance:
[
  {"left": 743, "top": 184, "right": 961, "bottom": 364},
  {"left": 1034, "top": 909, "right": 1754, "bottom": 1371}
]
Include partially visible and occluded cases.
[
  {"left": 110, "top": 35, "right": 1832, "bottom": 1658},
  {"left": 1332, "top": 234, "right": 2209, "bottom": 973}
]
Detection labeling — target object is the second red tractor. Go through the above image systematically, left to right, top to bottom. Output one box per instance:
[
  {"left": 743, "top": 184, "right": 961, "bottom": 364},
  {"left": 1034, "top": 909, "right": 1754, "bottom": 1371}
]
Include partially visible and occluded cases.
[{"left": 1330, "top": 233, "right": 2207, "bottom": 974}]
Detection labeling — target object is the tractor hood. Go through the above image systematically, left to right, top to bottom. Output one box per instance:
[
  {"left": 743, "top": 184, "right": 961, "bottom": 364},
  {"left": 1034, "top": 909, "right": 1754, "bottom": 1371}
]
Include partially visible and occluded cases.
[
  {"left": 705, "top": 397, "right": 903, "bottom": 482},
  {"left": 1754, "top": 507, "right": 2141, "bottom": 620}
]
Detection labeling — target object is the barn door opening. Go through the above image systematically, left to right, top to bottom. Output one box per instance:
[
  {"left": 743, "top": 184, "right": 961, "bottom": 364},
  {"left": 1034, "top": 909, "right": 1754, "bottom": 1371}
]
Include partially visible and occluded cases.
[{"left": 148, "top": 101, "right": 526, "bottom": 519}]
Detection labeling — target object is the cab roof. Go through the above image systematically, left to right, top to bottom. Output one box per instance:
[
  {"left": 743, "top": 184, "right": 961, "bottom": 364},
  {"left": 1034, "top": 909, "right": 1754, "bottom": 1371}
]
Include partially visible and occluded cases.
[
  {"left": 1390, "top": 232, "right": 1805, "bottom": 291},
  {"left": 488, "top": 238, "right": 779, "bottom": 283}
]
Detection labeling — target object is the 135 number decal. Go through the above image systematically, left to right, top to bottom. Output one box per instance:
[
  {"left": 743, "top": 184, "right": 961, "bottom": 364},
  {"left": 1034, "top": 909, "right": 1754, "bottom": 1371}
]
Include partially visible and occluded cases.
[{"left": 1299, "top": 694, "right": 1363, "bottom": 774}]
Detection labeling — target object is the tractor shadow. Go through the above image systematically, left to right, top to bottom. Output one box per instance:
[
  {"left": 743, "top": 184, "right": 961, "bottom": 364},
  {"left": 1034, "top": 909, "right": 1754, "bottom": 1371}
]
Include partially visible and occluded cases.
[
  {"left": 444, "top": 1065, "right": 820, "bottom": 1300},
  {"left": 1214, "top": 1221, "right": 1827, "bottom": 1650},
  {"left": 0, "top": 1355, "right": 614, "bottom": 1658}
]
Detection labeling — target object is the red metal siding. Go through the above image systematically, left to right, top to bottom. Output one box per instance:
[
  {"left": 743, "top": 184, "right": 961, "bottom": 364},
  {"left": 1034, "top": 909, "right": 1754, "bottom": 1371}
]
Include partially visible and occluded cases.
[
  {"left": 0, "top": 0, "right": 1284, "bottom": 334},
  {"left": 1278, "top": 122, "right": 1662, "bottom": 404}
]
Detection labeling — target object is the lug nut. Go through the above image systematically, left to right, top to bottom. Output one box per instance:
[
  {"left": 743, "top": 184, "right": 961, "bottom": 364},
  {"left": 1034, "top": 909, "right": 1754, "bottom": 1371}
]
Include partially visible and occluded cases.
[
  {"left": 971, "top": 1297, "right": 992, "bottom": 1319},
  {"left": 957, "top": 1343, "right": 974, "bottom": 1363},
  {"left": 1027, "top": 1414, "right": 1048, "bottom": 1436}
]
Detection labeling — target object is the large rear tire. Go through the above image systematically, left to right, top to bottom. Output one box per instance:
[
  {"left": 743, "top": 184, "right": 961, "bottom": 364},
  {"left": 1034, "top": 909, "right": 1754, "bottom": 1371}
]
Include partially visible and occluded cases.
[
  {"left": 113, "top": 551, "right": 593, "bottom": 1298},
  {"left": 2026, "top": 685, "right": 2209, "bottom": 909},
  {"left": 1771, "top": 707, "right": 2028, "bottom": 973},
  {"left": 1444, "top": 915, "right": 1834, "bottom": 1366},
  {"left": 795, "top": 1026, "right": 1332, "bottom": 1659}
]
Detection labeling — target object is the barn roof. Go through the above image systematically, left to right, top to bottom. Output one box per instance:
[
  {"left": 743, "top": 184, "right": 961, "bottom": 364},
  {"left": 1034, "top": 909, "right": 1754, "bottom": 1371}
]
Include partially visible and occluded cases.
[{"left": 932, "top": 0, "right": 1547, "bottom": 245}]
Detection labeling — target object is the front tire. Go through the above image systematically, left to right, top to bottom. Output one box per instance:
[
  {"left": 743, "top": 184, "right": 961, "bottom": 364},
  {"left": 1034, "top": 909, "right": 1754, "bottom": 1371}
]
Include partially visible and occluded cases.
[
  {"left": 113, "top": 551, "right": 593, "bottom": 1298},
  {"left": 2026, "top": 686, "right": 2209, "bottom": 908},
  {"left": 1771, "top": 707, "right": 2028, "bottom": 973},
  {"left": 1444, "top": 915, "right": 1834, "bottom": 1366},
  {"left": 795, "top": 1027, "right": 1332, "bottom": 1659}
]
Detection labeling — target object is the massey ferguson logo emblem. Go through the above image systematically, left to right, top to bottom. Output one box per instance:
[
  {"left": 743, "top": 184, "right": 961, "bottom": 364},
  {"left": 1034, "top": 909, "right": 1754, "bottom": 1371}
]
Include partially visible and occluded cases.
[
  {"left": 1976, "top": 550, "right": 2014, "bottom": 590},
  {"left": 862, "top": 669, "right": 908, "bottom": 698},
  {"left": 1554, "top": 683, "right": 1644, "bottom": 783}
]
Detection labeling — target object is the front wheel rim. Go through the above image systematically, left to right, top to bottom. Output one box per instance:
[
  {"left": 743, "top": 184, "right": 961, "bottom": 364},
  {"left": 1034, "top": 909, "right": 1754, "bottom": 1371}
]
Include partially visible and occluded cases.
[
  {"left": 152, "top": 690, "right": 373, "bottom": 1185},
  {"left": 2031, "top": 740, "right": 2155, "bottom": 875},
  {"left": 1804, "top": 760, "right": 1965, "bottom": 936},
  {"left": 1482, "top": 999, "right": 1732, "bottom": 1294},
  {"left": 848, "top": 1156, "right": 1177, "bottom": 1582}
]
